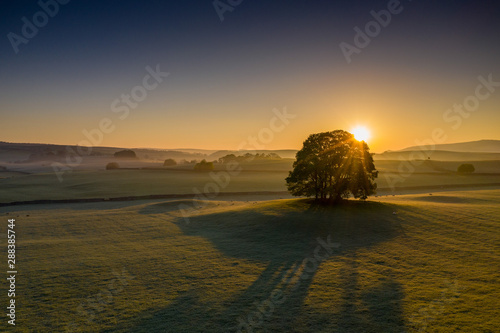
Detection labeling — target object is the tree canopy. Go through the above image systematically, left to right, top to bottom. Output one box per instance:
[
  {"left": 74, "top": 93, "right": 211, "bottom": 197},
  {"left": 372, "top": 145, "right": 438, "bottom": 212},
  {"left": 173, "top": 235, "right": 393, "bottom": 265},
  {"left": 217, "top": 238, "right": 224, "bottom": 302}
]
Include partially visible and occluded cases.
[
  {"left": 286, "top": 130, "right": 377, "bottom": 202},
  {"left": 114, "top": 149, "right": 137, "bottom": 159},
  {"left": 218, "top": 153, "right": 281, "bottom": 164},
  {"left": 163, "top": 158, "right": 177, "bottom": 166},
  {"left": 193, "top": 159, "right": 214, "bottom": 172},
  {"left": 106, "top": 162, "right": 120, "bottom": 170},
  {"left": 457, "top": 163, "right": 475, "bottom": 173}
]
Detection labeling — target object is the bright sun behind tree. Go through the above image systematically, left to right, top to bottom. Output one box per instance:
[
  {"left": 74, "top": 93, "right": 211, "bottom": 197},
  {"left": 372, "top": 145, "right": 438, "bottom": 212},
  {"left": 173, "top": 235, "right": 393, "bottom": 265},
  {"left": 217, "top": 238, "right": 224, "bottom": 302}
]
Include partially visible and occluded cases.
[{"left": 351, "top": 126, "right": 371, "bottom": 142}]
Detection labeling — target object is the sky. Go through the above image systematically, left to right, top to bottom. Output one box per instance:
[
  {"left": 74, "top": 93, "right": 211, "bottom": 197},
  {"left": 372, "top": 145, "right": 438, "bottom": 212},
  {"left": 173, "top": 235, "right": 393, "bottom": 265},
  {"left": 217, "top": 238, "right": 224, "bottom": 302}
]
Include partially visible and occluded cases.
[{"left": 1, "top": 0, "right": 499, "bottom": 153}]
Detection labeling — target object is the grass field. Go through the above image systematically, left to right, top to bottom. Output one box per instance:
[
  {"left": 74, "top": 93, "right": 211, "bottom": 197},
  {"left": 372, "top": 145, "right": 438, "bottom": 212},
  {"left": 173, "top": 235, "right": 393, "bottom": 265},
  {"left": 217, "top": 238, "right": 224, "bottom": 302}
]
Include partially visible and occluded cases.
[
  {"left": 1, "top": 166, "right": 500, "bottom": 204},
  {"left": 1, "top": 189, "right": 498, "bottom": 332}
]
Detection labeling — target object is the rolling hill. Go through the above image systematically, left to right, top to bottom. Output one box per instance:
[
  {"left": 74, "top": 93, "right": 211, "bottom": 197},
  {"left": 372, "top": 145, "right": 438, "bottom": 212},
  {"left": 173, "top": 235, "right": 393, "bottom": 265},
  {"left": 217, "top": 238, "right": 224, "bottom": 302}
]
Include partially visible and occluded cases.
[{"left": 400, "top": 139, "right": 500, "bottom": 153}]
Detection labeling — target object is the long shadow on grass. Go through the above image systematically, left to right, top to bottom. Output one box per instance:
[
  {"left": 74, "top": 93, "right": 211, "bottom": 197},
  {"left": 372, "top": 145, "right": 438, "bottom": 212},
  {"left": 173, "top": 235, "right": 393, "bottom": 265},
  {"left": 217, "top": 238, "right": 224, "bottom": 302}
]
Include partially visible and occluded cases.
[
  {"left": 121, "top": 199, "right": 407, "bottom": 332},
  {"left": 333, "top": 253, "right": 407, "bottom": 332}
]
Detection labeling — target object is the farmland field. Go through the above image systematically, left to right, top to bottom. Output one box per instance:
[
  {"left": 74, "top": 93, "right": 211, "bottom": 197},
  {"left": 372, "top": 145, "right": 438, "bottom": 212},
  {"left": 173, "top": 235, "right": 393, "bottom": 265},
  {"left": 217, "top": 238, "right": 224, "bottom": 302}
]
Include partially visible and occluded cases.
[
  {"left": 1, "top": 160, "right": 500, "bottom": 204},
  {"left": 1, "top": 189, "right": 499, "bottom": 332}
]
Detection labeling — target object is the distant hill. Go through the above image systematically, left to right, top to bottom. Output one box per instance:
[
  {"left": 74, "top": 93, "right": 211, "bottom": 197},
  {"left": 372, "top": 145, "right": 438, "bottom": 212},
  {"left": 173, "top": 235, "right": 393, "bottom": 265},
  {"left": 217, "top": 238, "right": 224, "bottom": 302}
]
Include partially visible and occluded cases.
[
  {"left": 2, "top": 139, "right": 499, "bottom": 165},
  {"left": 400, "top": 140, "right": 500, "bottom": 153},
  {"left": 0, "top": 142, "right": 298, "bottom": 163},
  {"left": 0, "top": 142, "right": 208, "bottom": 163},
  {"left": 374, "top": 150, "right": 500, "bottom": 162}
]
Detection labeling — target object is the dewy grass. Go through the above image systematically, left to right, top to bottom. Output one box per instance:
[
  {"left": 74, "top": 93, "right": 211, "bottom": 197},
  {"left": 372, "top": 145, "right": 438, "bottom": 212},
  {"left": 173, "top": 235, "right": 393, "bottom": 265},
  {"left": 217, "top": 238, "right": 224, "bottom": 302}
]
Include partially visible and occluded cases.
[{"left": 1, "top": 189, "right": 498, "bottom": 332}]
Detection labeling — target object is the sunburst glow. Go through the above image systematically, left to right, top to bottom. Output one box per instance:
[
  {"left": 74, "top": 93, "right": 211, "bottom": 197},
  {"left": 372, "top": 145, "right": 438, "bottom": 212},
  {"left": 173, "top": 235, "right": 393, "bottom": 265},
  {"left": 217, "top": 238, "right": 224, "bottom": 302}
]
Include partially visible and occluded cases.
[{"left": 351, "top": 126, "right": 371, "bottom": 142}]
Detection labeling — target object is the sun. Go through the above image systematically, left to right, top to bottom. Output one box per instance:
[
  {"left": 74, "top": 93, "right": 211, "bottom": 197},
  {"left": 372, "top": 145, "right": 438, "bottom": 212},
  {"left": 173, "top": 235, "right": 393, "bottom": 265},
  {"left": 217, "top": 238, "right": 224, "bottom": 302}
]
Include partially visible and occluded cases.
[{"left": 351, "top": 126, "right": 371, "bottom": 142}]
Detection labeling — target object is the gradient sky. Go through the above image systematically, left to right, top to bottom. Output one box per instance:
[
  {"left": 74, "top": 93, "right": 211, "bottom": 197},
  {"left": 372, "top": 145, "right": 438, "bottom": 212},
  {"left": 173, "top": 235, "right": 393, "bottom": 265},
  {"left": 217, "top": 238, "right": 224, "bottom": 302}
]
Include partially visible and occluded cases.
[{"left": 1, "top": 0, "right": 499, "bottom": 153}]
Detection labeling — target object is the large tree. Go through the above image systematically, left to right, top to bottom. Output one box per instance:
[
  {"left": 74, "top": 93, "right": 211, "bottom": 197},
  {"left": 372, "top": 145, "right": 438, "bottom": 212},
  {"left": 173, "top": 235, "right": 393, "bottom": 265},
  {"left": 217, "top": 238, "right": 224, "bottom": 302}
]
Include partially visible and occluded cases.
[{"left": 286, "top": 130, "right": 377, "bottom": 202}]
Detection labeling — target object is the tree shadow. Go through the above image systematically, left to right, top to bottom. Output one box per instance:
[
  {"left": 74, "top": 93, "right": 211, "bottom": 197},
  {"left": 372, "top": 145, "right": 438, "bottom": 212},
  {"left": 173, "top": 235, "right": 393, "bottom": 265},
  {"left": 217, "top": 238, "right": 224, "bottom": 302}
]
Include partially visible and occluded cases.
[
  {"left": 119, "top": 199, "right": 408, "bottom": 332},
  {"left": 334, "top": 254, "right": 407, "bottom": 332}
]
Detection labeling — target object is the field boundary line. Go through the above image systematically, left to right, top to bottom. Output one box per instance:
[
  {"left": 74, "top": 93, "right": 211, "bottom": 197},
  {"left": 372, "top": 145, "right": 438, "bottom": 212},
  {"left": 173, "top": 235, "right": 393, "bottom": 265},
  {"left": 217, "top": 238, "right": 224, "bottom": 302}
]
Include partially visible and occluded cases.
[{"left": 2, "top": 183, "right": 500, "bottom": 207}]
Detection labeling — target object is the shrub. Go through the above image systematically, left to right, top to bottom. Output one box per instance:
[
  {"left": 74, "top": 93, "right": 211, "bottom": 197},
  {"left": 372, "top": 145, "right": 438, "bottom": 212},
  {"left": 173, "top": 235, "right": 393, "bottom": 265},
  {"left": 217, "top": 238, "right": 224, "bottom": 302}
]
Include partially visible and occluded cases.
[
  {"left": 114, "top": 150, "right": 137, "bottom": 159},
  {"left": 163, "top": 158, "right": 177, "bottom": 167},
  {"left": 194, "top": 159, "right": 214, "bottom": 172},
  {"left": 106, "top": 162, "right": 120, "bottom": 170},
  {"left": 457, "top": 164, "right": 475, "bottom": 173}
]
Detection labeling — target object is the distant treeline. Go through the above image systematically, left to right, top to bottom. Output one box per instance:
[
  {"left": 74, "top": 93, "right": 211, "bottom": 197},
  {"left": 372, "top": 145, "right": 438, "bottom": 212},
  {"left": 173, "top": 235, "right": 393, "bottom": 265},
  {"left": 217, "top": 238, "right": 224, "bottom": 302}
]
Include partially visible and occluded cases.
[{"left": 217, "top": 153, "right": 281, "bottom": 164}]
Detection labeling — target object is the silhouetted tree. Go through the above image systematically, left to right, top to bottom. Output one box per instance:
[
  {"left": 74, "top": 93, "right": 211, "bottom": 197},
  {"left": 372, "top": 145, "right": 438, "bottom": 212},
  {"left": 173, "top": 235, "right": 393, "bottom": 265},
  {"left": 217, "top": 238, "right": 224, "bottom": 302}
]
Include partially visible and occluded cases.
[
  {"left": 286, "top": 130, "right": 377, "bottom": 202},
  {"left": 114, "top": 149, "right": 137, "bottom": 159},
  {"left": 218, "top": 153, "right": 282, "bottom": 164},
  {"left": 218, "top": 154, "right": 237, "bottom": 164},
  {"left": 163, "top": 158, "right": 177, "bottom": 166},
  {"left": 194, "top": 159, "right": 214, "bottom": 171},
  {"left": 106, "top": 162, "right": 120, "bottom": 170},
  {"left": 457, "top": 163, "right": 475, "bottom": 173}
]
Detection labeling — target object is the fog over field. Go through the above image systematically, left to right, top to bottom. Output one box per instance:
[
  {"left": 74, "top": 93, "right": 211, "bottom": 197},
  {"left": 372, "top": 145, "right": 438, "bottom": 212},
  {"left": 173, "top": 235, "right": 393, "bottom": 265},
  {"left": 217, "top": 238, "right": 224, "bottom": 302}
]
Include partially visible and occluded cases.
[{"left": 1, "top": 139, "right": 500, "bottom": 204}]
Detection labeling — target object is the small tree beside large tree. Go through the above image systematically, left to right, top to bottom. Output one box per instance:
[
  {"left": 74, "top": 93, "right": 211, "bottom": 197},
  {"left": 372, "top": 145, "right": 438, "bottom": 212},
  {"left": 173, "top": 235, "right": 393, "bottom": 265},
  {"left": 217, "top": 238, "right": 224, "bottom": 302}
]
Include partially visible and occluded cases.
[{"left": 286, "top": 130, "right": 378, "bottom": 202}]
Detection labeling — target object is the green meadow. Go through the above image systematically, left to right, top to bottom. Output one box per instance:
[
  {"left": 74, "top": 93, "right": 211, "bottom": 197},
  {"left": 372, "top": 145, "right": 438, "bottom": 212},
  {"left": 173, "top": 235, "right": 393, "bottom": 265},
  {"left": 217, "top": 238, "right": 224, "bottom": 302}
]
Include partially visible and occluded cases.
[
  {"left": 1, "top": 159, "right": 500, "bottom": 203},
  {"left": 1, "top": 189, "right": 498, "bottom": 332}
]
